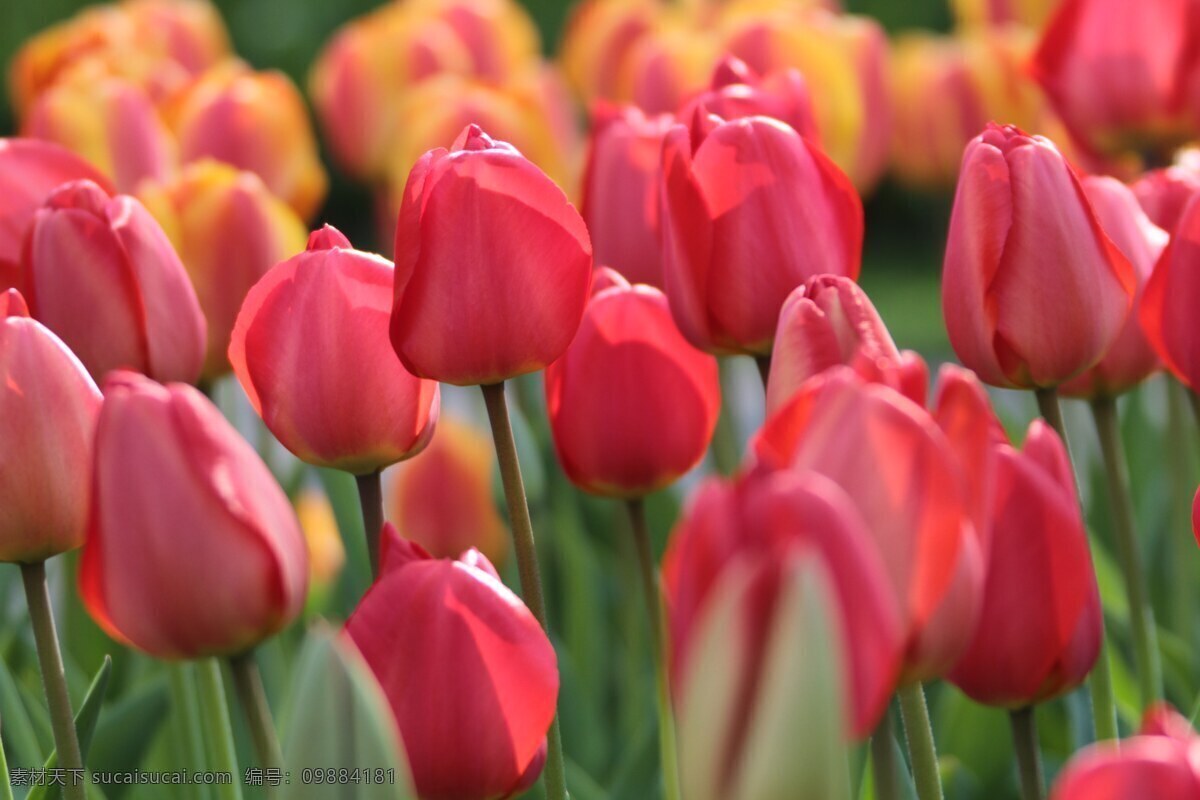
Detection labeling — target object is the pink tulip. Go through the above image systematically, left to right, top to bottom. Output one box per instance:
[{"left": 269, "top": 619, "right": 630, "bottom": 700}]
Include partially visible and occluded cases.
[
  {"left": 676, "top": 56, "right": 820, "bottom": 143},
  {"left": 942, "top": 123, "right": 1135, "bottom": 388},
  {"left": 1131, "top": 157, "right": 1200, "bottom": 232},
  {"left": 23, "top": 179, "right": 206, "bottom": 384},
  {"left": 1142, "top": 194, "right": 1200, "bottom": 389},
  {"left": 229, "top": 225, "right": 440, "bottom": 474},
  {"left": 0, "top": 289, "right": 101, "bottom": 563},
  {"left": 81, "top": 371, "right": 308, "bottom": 659}
]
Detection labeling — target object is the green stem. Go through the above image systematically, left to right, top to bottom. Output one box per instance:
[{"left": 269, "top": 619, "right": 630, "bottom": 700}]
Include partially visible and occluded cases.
[
  {"left": 710, "top": 358, "right": 739, "bottom": 475},
  {"left": 1167, "top": 380, "right": 1197, "bottom": 639},
  {"left": 479, "top": 382, "right": 567, "bottom": 800},
  {"left": 1033, "top": 387, "right": 1119, "bottom": 741},
  {"left": 1091, "top": 396, "right": 1163, "bottom": 708},
  {"left": 354, "top": 470, "right": 384, "bottom": 580},
  {"left": 625, "top": 499, "right": 681, "bottom": 800},
  {"left": 20, "top": 562, "right": 85, "bottom": 800},
  {"left": 228, "top": 651, "right": 283, "bottom": 782},
  {"left": 195, "top": 659, "right": 244, "bottom": 800},
  {"left": 167, "top": 663, "right": 212, "bottom": 800},
  {"left": 897, "top": 683, "right": 943, "bottom": 800},
  {"left": 869, "top": 704, "right": 900, "bottom": 800},
  {"left": 1009, "top": 706, "right": 1045, "bottom": 800},
  {"left": 0, "top": 713, "right": 14, "bottom": 800}
]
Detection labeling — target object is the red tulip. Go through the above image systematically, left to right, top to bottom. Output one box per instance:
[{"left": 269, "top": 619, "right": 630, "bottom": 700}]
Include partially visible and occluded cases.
[
  {"left": 1032, "top": 0, "right": 1200, "bottom": 158},
  {"left": 677, "top": 57, "right": 820, "bottom": 144},
  {"left": 581, "top": 104, "right": 674, "bottom": 287},
  {"left": 660, "top": 112, "right": 863, "bottom": 355},
  {"left": 942, "top": 123, "right": 1135, "bottom": 388},
  {"left": 391, "top": 124, "right": 593, "bottom": 386},
  {"left": 0, "top": 138, "right": 113, "bottom": 290},
  {"left": 1131, "top": 157, "right": 1200, "bottom": 232},
  {"left": 1061, "top": 176, "right": 1166, "bottom": 397},
  {"left": 23, "top": 179, "right": 206, "bottom": 384},
  {"left": 1142, "top": 195, "right": 1200, "bottom": 389},
  {"left": 229, "top": 225, "right": 439, "bottom": 474},
  {"left": 545, "top": 268, "right": 720, "bottom": 496},
  {"left": 765, "top": 274, "right": 900, "bottom": 413},
  {"left": 0, "top": 289, "right": 101, "bottom": 563},
  {"left": 753, "top": 368, "right": 983, "bottom": 681},
  {"left": 80, "top": 371, "right": 308, "bottom": 659},
  {"left": 385, "top": 414, "right": 509, "bottom": 566},
  {"left": 949, "top": 420, "right": 1101, "bottom": 706},
  {"left": 662, "top": 469, "right": 903, "bottom": 741},
  {"left": 346, "top": 524, "right": 557, "bottom": 800},
  {"left": 1051, "top": 707, "right": 1200, "bottom": 800}
]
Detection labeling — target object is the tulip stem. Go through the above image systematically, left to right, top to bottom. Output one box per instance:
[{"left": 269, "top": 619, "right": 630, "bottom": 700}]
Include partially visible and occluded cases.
[
  {"left": 754, "top": 354, "right": 771, "bottom": 390},
  {"left": 710, "top": 359, "right": 740, "bottom": 475},
  {"left": 1167, "top": 380, "right": 1197, "bottom": 640},
  {"left": 479, "top": 382, "right": 568, "bottom": 800},
  {"left": 1033, "top": 387, "right": 1119, "bottom": 741},
  {"left": 1091, "top": 396, "right": 1163, "bottom": 708},
  {"left": 354, "top": 470, "right": 384, "bottom": 580},
  {"left": 625, "top": 499, "right": 682, "bottom": 800},
  {"left": 20, "top": 561, "right": 86, "bottom": 800},
  {"left": 228, "top": 651, "right": 284, "bottom": 782},
  {"left": 195, "top": 659, "right": 244, "bottom": 800},
  {"left": 167, "top": 663, "right": 212, "bottom": 800},
  {"left": 897, "top": 683, "right": 943, "bottom": 800},
  {"left": 869, "top": 704, "right": 900, "bottom": 800},
  {"left": 1009, "top": 706, "right": 1045, "bottom": 800}
]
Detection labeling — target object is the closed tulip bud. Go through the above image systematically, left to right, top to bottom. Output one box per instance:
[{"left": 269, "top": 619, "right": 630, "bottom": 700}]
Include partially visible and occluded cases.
[
  {"left": 407, "top": 0, "right": 541, "bottom": 81},
  {"left": 560, "top": 0, "right": 658, "bottom": 103},
  {"left": 950, "top": 0, "right": 1061, "bottom": 29},
  {"left": 1032, "top": 0, "right": 1200, "bottom": 159},
  {"left": 724, "top": 10, "right": 891, "bottom": 191},
  {"left": 890, "top": 30, "right": 1045, "bottom": 189},
  {"left": 678, "top": 56, "right": 821, "bottom": 143},
  {"left": 166, "top": 62, "right": 328, "bottom": 220},
  {"left": 22, "top": 68, "right": 175, "bottom": 193},
  {"left": 581, "top": 104, "right": 674, "bottom": 287},
  {"left": 660, "top": 112, "right": 863, "bottom": 355},
  {"left": 943, "top": 124, "right": 1135, "bottom": 389},
  {"left": 391, "top": 125, "right": 592, "bottom": 386},
  {"left": 0, "top": 138, "right": 113, "bottom": 289},
  {"left": 1131, "top": 157, "right": 1200, "bottom": 231},
  {"left": 138, "top": 160, "right": 308, "bottom": 380},
  {"left": 1061, "top": 177, "right": 1166, "bottom": 397},
  {"left": 23, "top": 180, "right": 206, "bottom": 384},
  {"left": 1142, "top": 195, "right": 1200, "bottom": 390},
  {"left": 229, "top": 225, "right": 439, "bottom": 474},
  {"left": 545, "top": 268, "right": 720, "bottom": 496},
  {"left": 766, "top": 275, "right": 900, "bottom": 413},
  {"left": 0, "top": 289, "right": 101, "bottom": 563},
  {"left": 754, "top": 368, "right": 984, "bottom": 681},
  {"left": 80, "top": 371, "right": 308, "bottom": 659},
  {"left": 385, "top": 415, "right": 508, "bottom": 566},
  {"left": 949, "top": 420, "right": 1101, "bottom": 705},
  {"left": 663, "top": 470, "right": 903, "bottom": 742},
  {"left": 346, "top": 524, "right": 557, "bottom": 800},
  {"left": 1051, "top": 710, "right": 1200, "bottom": 799}
]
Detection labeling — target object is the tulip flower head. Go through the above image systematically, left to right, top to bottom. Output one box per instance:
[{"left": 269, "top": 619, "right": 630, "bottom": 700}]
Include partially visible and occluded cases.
[
  {"left": 678, "top": 56, "right": 820, "bottom": 142},
  {"left": 581, "top": 104, "right": 675, "bottom": 287},
  {"left": 660, "top": 110, "right": 863, "bottom": 355},
  {"left": 942, "top": 123, "right": 1135, "bottom": 389},
  {"left": 390, "top": 124, "right": 593, "bottom": 386},
  {"left": 0, "top": 138, "right": 113, "bottom": 289},
  {"left": 1131, "top": 155, "right": 1200, "bottom": 232},
  {"left": 23, "top": 179, "right": 207, "bottom": 384},
  {"left": 1142, "top": 194, "right": 1200, "bottom": 390},
  {"left": 230, "top": 224, "right": 440, "bottom": 475},
  {"left": 545, "top": 268, "right": 720, "bottom": 497},
  {"left": 0, "top": 289, "right": 101, "bottom": 563},
  {"left": 753, "top": 368, "right": 983, "bottom": 682},
  {"left": 81, "top": 371, "right": 309, "bottom": 659},
  {"left": 949, "top": 420, "right": 1101, "bottom": 707},
  {"left": 346, "top": 524, "right": 557, "bottom": 800}
]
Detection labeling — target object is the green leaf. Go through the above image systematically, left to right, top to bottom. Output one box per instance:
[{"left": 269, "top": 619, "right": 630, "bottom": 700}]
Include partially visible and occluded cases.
[
  {"left": 281, "top": 626, "right": 415, "bottom": 799},
  {"left": 0, "top": 654, "right": 44, "bottom": 769},
  {"left": 27, "top": 654, "right": 112, "bottom": 800},
  {"left": 86, "top": 678, "right": 169, "bottom": 799}
]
